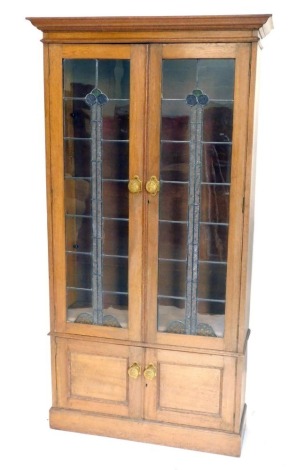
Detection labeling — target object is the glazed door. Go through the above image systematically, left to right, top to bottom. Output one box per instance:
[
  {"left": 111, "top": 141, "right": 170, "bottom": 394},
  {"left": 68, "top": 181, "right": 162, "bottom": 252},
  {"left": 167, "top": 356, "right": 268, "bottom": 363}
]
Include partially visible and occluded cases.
[
  {"left": 48, "top": 44, "right": 147, "bottom": 341},
  {"left": 145, "top": 44, "right": 251, "bottom": 350}
]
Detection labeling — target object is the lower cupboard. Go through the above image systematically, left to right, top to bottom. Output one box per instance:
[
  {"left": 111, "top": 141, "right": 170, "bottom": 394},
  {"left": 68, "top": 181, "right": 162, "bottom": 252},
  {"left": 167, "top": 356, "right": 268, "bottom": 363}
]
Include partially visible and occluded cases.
[{"left": 51, "top": 336, "right": 245, "bottom": 454}]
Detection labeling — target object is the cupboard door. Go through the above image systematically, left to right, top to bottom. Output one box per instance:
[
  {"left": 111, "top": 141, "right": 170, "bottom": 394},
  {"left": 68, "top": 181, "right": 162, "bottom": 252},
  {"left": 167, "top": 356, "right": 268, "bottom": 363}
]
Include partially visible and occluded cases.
[
  {"left": 146, "top": 44, "right": 251, "bottom": 350},
  {"left": 48, "top": 45, "right": 146, "bottom": 340},
  {"left": 55, "top": 337, "right": 143, "bottom": 418},
  {"left": 144, "top": 348, "right": 236, "bottom": 431}
]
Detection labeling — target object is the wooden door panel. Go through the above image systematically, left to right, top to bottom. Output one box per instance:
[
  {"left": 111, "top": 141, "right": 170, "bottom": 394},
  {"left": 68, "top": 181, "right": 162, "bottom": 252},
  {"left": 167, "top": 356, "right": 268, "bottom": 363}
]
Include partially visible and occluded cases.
[
  {"left": 56, "top": 337, "right": 143, "bottom": 418},
  {"left": 144, "top": 348, "right": 236, "bottom": 431},
  {"left": 70, "top": 352, "right": 127, "bottom": 403},
  {"left": 159, "top": 363, "right": 221, "bottom": 415}
]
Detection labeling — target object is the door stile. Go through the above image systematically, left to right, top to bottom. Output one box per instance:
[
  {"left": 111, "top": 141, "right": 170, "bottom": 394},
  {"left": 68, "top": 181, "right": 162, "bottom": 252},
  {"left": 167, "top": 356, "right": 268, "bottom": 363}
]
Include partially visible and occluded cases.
[
  {"left": 223, "top": 43, "right": 251, "bottom": 352},
  {"left": 44, "top": 44, "right": 57, "bottom": 334},
  {"left": 49, "top": 44, "right": 67, "bottom": 334},
  {"left": 128, "top": 45, "right": 148, "bottom": 341},
  {"left": 144, "top": 45, "right": 163, "bottom": 344},
  {"left": 128, "top": 345, "right": 144, "bottom": 419}
]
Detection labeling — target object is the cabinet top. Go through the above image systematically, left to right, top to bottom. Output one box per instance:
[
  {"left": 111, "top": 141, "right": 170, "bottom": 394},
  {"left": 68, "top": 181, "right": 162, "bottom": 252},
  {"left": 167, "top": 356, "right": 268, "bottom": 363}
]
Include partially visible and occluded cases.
[{"left": 27, "top": 15, "right": 273, "bottom": 43}]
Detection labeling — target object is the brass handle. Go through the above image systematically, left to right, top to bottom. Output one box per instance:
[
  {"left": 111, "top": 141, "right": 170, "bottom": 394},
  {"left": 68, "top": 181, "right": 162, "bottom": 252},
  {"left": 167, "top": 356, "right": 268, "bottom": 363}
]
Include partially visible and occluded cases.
[
  {"left": 128, "top": 175, "right": 142, "bottom": 194},
  {"left": 146, "top": 176, "right": 160, "bottom": 196},
  {"left": 128, "top": 362, "right": 141, "bottom": 379},
  {"left": 144, "top": 364, "right": 157, "bottom": 381}
]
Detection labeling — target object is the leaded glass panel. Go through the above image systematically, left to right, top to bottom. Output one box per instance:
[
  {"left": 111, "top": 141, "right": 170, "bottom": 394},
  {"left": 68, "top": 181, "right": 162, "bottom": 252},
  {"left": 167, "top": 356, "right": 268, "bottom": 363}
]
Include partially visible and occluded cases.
[
  {"left": 63, "top": 59, "right": 130, "bottom": 328},
  {"left": 158, "top": 59, "right": 235, "bottom": 337}
]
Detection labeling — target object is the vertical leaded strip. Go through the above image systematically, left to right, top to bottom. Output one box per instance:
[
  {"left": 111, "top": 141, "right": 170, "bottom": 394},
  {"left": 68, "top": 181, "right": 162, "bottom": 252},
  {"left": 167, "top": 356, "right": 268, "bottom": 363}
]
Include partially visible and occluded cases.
[
  {"left": 85, "top": 82, "right": 109, "bottom": 325},
  {"left": 185, "top": 89, "right": 209, "bottom": 334},
  {"left": 91, "top": 104, "right": 103, "bottom": 324}
]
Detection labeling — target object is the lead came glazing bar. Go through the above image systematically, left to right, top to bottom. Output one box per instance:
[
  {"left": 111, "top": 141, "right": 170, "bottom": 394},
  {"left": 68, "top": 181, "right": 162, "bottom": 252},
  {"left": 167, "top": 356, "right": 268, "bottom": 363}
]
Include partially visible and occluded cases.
[
  {"left": 86, "top": 61, "right": 111, "bottom": 325},
  {"left": 90, "top": 61, "right": 99, "bottom": 325},
  {"left": 93, "top": 61, "right": 100, "bottom": 324},
  {"left": 185, "top": 88, "right": 209, "bottom": 334},
  {"left": 91, "top": 103, "right": 104, "bottom": 324},
  {"left": 96, "top": 105, "right": 104, "bottom": 325},
  {"left": 185, "top": 106, "right": 202, "bottom": 334}
]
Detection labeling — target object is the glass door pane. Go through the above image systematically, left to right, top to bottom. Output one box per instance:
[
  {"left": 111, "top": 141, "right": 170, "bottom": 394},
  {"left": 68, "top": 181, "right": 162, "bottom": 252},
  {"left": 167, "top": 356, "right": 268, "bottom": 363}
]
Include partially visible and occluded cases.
[
  {"left": 63, "top": 59, "right": 130, "bottom": 328},
  {"left": 158, "top": 59, "right": 235, "bottom": 337}
]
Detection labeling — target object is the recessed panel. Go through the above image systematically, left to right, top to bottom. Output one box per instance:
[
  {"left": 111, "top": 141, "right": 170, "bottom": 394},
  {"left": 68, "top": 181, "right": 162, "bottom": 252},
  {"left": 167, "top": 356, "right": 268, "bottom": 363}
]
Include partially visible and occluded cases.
[
  {"left": 70, "top": 352, "right": 128, "bottom": 403},
  {"left": 159, "top": 363, "right": 221, "bottom": 414}
]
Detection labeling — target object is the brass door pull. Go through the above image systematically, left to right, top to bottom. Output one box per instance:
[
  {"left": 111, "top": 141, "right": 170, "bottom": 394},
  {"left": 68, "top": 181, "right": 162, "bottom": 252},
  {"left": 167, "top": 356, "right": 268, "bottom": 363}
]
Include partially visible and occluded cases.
[
  {"left": 128, "top": 175, "right": 142, "bottom": 194},
  {"left": 146, "top": 176, "right": 160, "bottom": 196},
  {"left": 128, "top": 362, "right": 141, "bottom": 379},
  {"left": 144, "top": 364, "right": 157, "bottom": 380}
]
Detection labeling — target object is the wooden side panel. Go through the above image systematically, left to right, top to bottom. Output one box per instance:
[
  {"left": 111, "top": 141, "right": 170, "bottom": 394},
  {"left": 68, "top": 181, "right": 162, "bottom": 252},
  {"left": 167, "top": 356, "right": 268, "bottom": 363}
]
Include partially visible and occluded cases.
[
  {"left": 238, "top": 42, "right": 259, "bottom": 351},
  {"left": 55, "top": 338, "right": 143, "bottom": 418},
  {"left": 144, "top": 349, "right": 236, "bottom": 431},
  {"left": 234, "top": 349, "right": 247, "bottom": 432}
]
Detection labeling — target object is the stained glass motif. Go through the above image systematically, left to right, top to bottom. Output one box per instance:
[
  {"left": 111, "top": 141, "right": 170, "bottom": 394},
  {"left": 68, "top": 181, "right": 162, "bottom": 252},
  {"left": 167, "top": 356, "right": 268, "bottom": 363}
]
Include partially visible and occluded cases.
[
  {"left": 85, "top": 88, "right": 109, "bottom": 106},
  {"left": 186, "top": 89, "right": 209, "bottom": 107}
]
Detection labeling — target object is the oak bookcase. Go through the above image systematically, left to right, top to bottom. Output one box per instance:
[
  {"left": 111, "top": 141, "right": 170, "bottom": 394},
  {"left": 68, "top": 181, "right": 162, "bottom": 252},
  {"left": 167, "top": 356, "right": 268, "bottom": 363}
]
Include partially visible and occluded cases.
[{"left": 28, "top": 15, "right": 272, "bottom": 456}]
